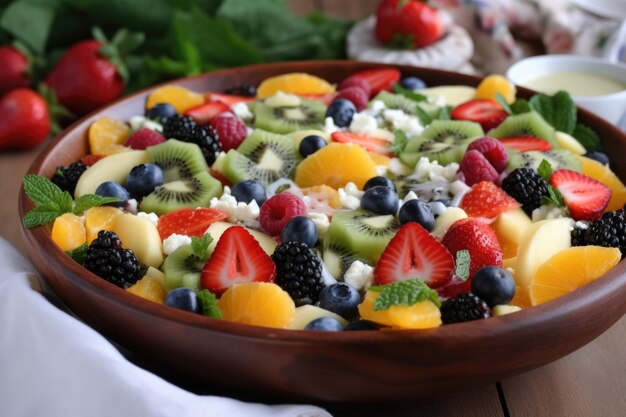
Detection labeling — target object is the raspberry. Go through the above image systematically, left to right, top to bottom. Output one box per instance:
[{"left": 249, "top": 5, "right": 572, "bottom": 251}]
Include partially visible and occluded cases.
[
  {"left": 339, "top": 77, "right": 372, "bottom": 98},
  {"left": 335, "top": 87, "right": 369, "bottom": 111},
  {"left": 211, "top": 113, "right": 248, "bottom": 151},
  {"left": 125, "top": 128, "right": 165, "bottom": 150},
  {"left": 466, "top": 136, "right": 509, "bottom": 173},
  {"left": 458, "top": 150, "right": 499, "bottom": 186},
  {"left": 259, "top": 192, "right": 307, "bottom": 236}
]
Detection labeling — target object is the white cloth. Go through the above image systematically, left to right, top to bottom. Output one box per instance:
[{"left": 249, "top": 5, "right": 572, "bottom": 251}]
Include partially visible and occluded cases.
[{"left": 0, "top": 237, "right": 331, "bottom": 417}]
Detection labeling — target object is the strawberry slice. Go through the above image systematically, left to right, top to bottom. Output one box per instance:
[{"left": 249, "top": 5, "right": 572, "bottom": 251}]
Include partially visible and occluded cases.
[
  {"left": 344, "top": 68, "right": 401, "bottom": 96},
  {"left": 204, "top": 92, "right": 254, "bottom": 106},
  {"left": 451, "top": 99, "right": 508, "bottom": 131},
  {"left": 184, "top": 101, "right": 231, "bottom": 125},
  {"left": 331, "top": 131, "right": 393, "bottom": 156},
  {"left": 499, "top": 136, "right": 552, "bottom": 152},
  {"left": 80, "top": 154, "right": 105, "bottom": 166},
  {"left": 549, "top": 169, "right": 611, "bottom": 221},
  {"left": 460, "top": 181, "right": 519, "bottom": 220},
  {"left": 157, "top": 208, "right": 228, "bottom": 240},
  {"left": 374, "top": 222, "right": 454, "bottom": 288},
  {"left": 201, "top": 226, "right": 276, "bottom": 295}
]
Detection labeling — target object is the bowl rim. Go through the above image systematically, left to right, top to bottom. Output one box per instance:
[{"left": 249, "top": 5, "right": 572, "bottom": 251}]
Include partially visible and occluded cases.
[{"left": 19, "top": 59, "right": 626, "bottom": 344}]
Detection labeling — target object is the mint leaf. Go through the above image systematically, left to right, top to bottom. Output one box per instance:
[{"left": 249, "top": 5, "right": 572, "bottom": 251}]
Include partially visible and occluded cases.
[
  {"left": 392, "top": 84, "right": 428, "bottom": 103},
  {"left": 552, "top": 91, "right": 576, "bottom": 134},
  {"left": 495, "top": 93, "right": 513, "bottom": 114},
  {"left": 529, "top": 94, "right": 555, "bottom": 126},
  {"left": 510, "top": 99, "right": 531, "bottom": 115},
  {"left": 414, "top": 106, "right": 433, "bottom": 126},
  {"left": 435, "top": 106, "right": 451, "bottom": 121},
  {"left": 572, "top": 124, "right": 602, "bottom": 152},
  {"left": 391, "top": 129, "right": 409, "bottom": 154},
  {"left": 537, "top": 159, "right": 553, "bottom": 182},
  {"left": 23, "top": 174, "right": 67, "bottom": 209},
  {"left": 540, "top": 186, "right": 568, "bottom": 211},
  {"left": 73, "top": 194, "right": 122, "bottom": 214},
  {"left": 22, "top": 206, "right": 64, "bottom": 228},
  {"left": 191, "top": 234, "right": 213, "bottom": 262},
  {"left": 66, "top": 244, "right": 88, "bottom": 265},
  {"left": 454, "top": 250, "right": 471, "bottom": 282},
  {"left": 369, "top": 279, "right": 441, "bottom": 310},
  {"left": 198, "top": 289, "right": 223, "bottom": 319}
]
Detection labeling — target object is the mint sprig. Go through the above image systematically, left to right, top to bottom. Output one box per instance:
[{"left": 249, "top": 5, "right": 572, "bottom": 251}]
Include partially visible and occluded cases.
[
  {"left": 392, "top": 84, "right": 428, "bottom": 103},
  {"left": 510, "top": 99, "right": 531, "bottom": 115},
  {"left": 391, "top": 129, "right": 409, "bottom": 154},
  {"left": 537, "top": 159, "right": 553, "bottom": 182},
  {"left": 535, "top": 160, "right": 568, "bottom": 211},
  {"left": 191, "top": 234, "right": 214, "bottom": 262},
  {"left": 454, "top": 250, "right": 471, "bottom": 282},
  {"left": 369, "top": 279, "right": 441, "bottom": 311},
  {"left": 198, "top": 289, "right": 223, "bottom": 319}
]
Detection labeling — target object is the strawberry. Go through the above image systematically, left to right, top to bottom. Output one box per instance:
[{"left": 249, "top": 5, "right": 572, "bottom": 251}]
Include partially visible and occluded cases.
[
  {"left": 375, "top": 0, "right": 444, "bottom": 49},
  {"left": 0, "top": 46, "right": 30, "bottom": 96},
  {"left": 342, "top": 68, "right": 400, "bottom": 96},
  {"left": 339, "top": 77, "right": 372, "bottom": 97},
  {"left": 335, "top": 87, "right": 369, "bottom": 111},
  {"left": 0, "top": 88, "right": 50, "bottom": 150},
  {"left": 204, "top": 92, "right": 254, "bottom": 106},
  {"left": 451, "top": 99, "right": 508, "bottom": 131},
  {"left": 184, "top": 101, "right": 231, "bottom": 125},
  {"left": 211, "top": 112, "right": 248, "bottom": 151},
  {"left": 125, "top": 128, "right": 165, "bottom": 150},
  {"left": 331, "top": 131, "right": 393, "bottom": 156},
  {"left": 466, "top": 136, "right": 508, "bottom": 173},
  {"left": 498, "top": 136, "right": 553, "bottom": 152},
  {"left": 458, "top": 150, "right": 499, "bottom": 186},
  {"left": 80, "top": 154, "right": 105, "bottom": 166},
  {"left": 549, "top": 169, "right": 611, "bottom": 221},
  {"left": 460, "top": 181, "right": 519, "bottom": 220},
  {"left": 157, "top": 208, "right": 228, "bottom": 240},
  {"left": 441, "top": 218, "right": 503, "bottom": 281},
  {"left": 374, "top": 222, "right": 454, "bottom": 288},
  {"left": 201, "top": 225, "right": 276, "bottom": 295},
  {"left": 436, "top": 276, "right": 471, "bottom": 299}
]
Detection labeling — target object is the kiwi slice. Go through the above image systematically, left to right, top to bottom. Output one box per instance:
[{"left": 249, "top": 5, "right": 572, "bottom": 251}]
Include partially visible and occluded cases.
[
  {"left": 250, "top": 98, "right": 325, "bottom": 134},
  {"left": 488, "top": 112, "right": 557, "bottom": 147},
  {"left": 399, "top": 120, "right": 484, "bottom": 167},
  {"left": 222, "top": 129, "right": 298, "bottom": 186},
  {"left": 147, "top": 139, "right": 208, "bottom": 181},
  {"left": 507, "top": 150, "right": 582, "bottom": 172},
  {"left": 139, "top": 171, "right": 222, "bottom": 215},
  {"left": 324, "top": 209, "right": 400, "bottom": 265},
  {"left": 322, "top": 240, "right": 368, "bottom": 280},
  {"left": 162, "top": 244, "right": 204, "bottom": 291}
]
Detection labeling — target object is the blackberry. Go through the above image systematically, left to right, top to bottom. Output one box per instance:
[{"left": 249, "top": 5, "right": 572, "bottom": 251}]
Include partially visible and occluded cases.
[
  {"left": 224, "top": 84, "right": 257, "bottom": 97},
  {"left": 162, "top": 115, "right": 221, "bottom": 165},
  {"left": 194, "top": 125, "right": 221, "bottom": 166},
  {"left": 51, "top": 162, "right": 87, "bottom": 195},
  {"left": 501, "top": 168, "right": 549, "bottom": 215},
  {"left": 584, "top": 209, "right": 626, "bottom": 257},
  {"left": 571, "top": 223, "right": 588, "bottom": 247},
  {"left": 84, "top": 231, "right": 141, "bottom": 288},
  {"left": 272, "top": 242, "right": 324, "bottom": 306},
  {"left": 440, "top": 292, "right": 490, "bottom": 324}
]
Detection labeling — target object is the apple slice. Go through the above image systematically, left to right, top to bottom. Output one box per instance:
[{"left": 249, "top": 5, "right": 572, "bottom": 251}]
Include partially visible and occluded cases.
[
  {"left": 74, "top": 150, "right": 149, "bottom": 197},
  {"left": 111, "top": 213, "right": 164, "bottom": 268}
]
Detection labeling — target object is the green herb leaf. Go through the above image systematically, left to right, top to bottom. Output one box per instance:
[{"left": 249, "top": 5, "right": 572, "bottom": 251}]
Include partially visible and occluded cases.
[
  {"left": 392, "top": 84, "right": 428, "bottom": 103},
  {"left": 553, "top": 91, "right": 576, "bottom": 134},
  {"left": 495, "top": 93, "right": 512, "bottom": 114},
  {"left": 529, "top": 94, "right": 555, "bottom": 126},
  {"left": 510, "top": 99, "right": 532, "bottom": 115},
  {"left": 414, "top": 106, "right": 433, "bottom": 126},
  {"left": 435, "top": 106, "right": 451, "bottom": 121},
  {"left": 572, "top": 123, "right": 602, "bottom": 152},
  {"left": 391, "top": 129, "right": 409, "bottom": 154},
  {"left": 537, "top": 159, "right": 553, "bottom": 182},
  {"left": 23, "top": 174, "right": 68, "bottom": 210},
  {"left": 540, "top": 186, "right": 568, "bottom": 211},
  {"left": 73, "top": 194, "right": 122, "bottom": 215},
  {"left": 22, "top": 206, "right": 64, "bottom": 228},
  {"left": 191, "top": 234, "right": 214, "bottom": 262},
  {"left": 66, "top": 244, "right": 88, "bottom": 265},
  {"left": 454, "top": 250, "right": 471, "bottom": 282},
  {"left": 369, "top": 279, "right": 441, "bottom": 310},
  {"left": 198, "top": 289, "right": 223, "bottom": 319}
]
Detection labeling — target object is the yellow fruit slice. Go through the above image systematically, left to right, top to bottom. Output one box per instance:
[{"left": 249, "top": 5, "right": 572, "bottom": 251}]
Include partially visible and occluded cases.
[
  {"left": 256, "top": 73, "right": 336, "bottom": 99},
  {"left": 475, "top": 74, "right": 516, "bottom": 104},
  {"left": 145, "top": 85, "right": 204, "bottom": 113},
  {"left": 88, "top": 117, "right": 131, "bottom": 155},
  {"left": 555, "top": 131, "right": 585, "bottom": 155},
  {"left": 294, "top": 142, "right": 378, "bottom": 189},
  {"left": 367, "top": 151, "right": 391, "bottom": 167},
  {"left": 577, "top": 155, "right": 626, "bottom": 212},
  {"left": 302, "top": 185, "right": 341, "bottom": 209},
  {"left": 84, "top": 206, "right": 122, "bottom": 243},
  {"left": 51, "top": 213, "right": 86, "bottom": 252},
  {"left": 529, "top": 246, "right": 621, "bottom": 306},
  {"left": 127, "top": 276, "right": 166, "bottom": 304},
  {"left": 218, "top": 283, "right": 296, "bottom": 329},
  {"left": 358, "top": 291, "right": 441, "bottom": 329}
]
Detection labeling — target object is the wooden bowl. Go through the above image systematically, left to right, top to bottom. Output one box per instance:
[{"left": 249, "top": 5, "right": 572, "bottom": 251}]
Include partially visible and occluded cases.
[{"left": 19, "top": 61, "right": 626, "bottom": 404}]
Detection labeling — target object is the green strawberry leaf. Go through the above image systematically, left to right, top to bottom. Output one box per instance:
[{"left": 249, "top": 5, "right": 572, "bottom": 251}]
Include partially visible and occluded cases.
[
  {"left": 392, "top": 84, "right": 428, "bottom": 103},
  {"left": 495, "top": 93, "right": 513, "bottom": 115},
  {"left": 572, "top": 123, "right": 602, "bottom": 152},
  {"left": 391, "top": 129, "right": 409, "bottom": 154},
  {"left": 537, "top": 159, "right": 553, "bottom": 182},
  {"left": 73, "top": 194, "right": 122, "bottom": 215},
  {"left": 191, "top": 234, "right": 214, "bottom": 262},
  {"left": 66, "top": 244, "right": 88, "bottom": 265},
  {"left": 454, "top": 250, "right": 471, "bottom": 282},
  {"left": 369, "top": 278, "right": 441, "bottom": 310},
  {"left": 198, "top": 289, "right": 223, "bottom": 319}
]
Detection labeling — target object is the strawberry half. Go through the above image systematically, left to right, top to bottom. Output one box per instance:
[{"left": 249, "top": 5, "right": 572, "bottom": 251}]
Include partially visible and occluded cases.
[
  {"left": 343, "top": 68, "right": 400, "bottom": 96},
  {"left": 204, "top": 92, "right": 254, "bottom": 106},
  {"left": 451, "top": 99, "right": 508, "bottom": 131},
  {"left": 184, "top": 101, "right": 231, "bottom": 125},
  {"left": 331, "top": 131, "right": 393, "bottom": 156},
  {"left": 499, "top": 136, "right": 552, "bottom": 152},
  {"left": 549, "top": 169, "right": 611, "bottom": 221},
  {"left": 460, "top": 181, "right": 519, "bottom": 220},
  {"left": 157, "top": 208, "right": 228, "bottom": 240},
  {"left": 374, "top": 222, "right": 454, "bottom": 288},
  {"left": 201, "top": 226, "right": 276, "bottom": 295}
]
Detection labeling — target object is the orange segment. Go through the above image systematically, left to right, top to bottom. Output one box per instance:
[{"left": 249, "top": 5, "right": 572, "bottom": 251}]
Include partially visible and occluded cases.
[
  {"left": 256, "top": 73, "right": 336, "bottom": 99},
  {"left": 475, "top": 74, "right": 516, "bottom": 104},
  {"left": 146, "top": 85, "right": 204, "bottom": 113},
  {"left": 88, "top": 117, "right": 131, "bottom": 155},
  {"left": 294, "top": 142, "right": 378, "bottom": 189},
  {"left": 367, "top": 151, "right": 391, "bottom": 167},
  {"left": 577, "top": 155, "right": 626, "bottom": 212},
  {"left": 302, "top": 185, "right": 341, "bottom": 209},
  {"left": 84, "top": 206, "right": 122, "bottom": 243},
  {"left": 51, "top": 213, "right": 86, "bottom": 251},
  {"left": 529, "top": 246, "right": 621, "bottom": 306},
  {"left": 127, "top": 276, "right": 166, "bottom": 304},
  {"left": 217, "top": 283, "right": 296, "bottom": 329},
  {"left": 358, "top": 291, "right": 442, "bottom": 329}
]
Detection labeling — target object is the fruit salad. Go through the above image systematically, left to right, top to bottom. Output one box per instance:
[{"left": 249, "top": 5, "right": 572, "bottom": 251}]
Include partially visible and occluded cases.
[{"left": 24, "top": 68, "right": 626, "bottom": 331}]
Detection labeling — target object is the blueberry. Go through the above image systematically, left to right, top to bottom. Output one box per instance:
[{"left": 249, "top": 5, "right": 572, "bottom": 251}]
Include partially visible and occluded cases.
[
  {"left": 400, "top": 76, "right": 427, "bottom": 91},
  {"left": 326, "top": 98, "right": 356, "bottom": 128},
  {"left": 145, "top": 103, "right": 177, "bottom": 122},
  {"left": 299, "top": 135, "right": 326, "bottom": 158},
  {"left": 584, "top": 151, "right": 609, "bottom": 165},
  {"left": 125, "top": 163, "right": 164, "bottom": 199},
  {"left": 363, "top": 176, "right": 395, "bottom": 192},
  {"left": 231, "top": 179, "right": 266, "bottom": 206},
  {"left": 95, "top": 181, "right": 131, "bottom": 208},
  {"left": 360, "top": 185, "right": 399, "bottom": 215},
  {"left": 399, "top": 199, "right": 435, "bottom": 231},
  {"left": 426, "top": 200, "right": 448, "bottom": 218},
  {"left": 281, "top": 216, "right": 318, "bottom": 248},
  {"left": 471, "top": 266, "right": 516, "bottom": 307},
  {"left": 318, "top": 282, "right": 361, "bottom": 319},
  {"left": 165, "top": 288, "right": 202, "bottom": 314},
  {"left": 304, "top": 317, "right": 344, "bottom": 331},
  {"left": 345, "top": 320, "right": 380, "bottom": 331}
]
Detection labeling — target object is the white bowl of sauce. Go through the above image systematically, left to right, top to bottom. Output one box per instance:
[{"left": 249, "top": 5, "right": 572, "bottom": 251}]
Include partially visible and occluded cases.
[{"left": 507, "top": 55, "right": 626, "bottom": 125}]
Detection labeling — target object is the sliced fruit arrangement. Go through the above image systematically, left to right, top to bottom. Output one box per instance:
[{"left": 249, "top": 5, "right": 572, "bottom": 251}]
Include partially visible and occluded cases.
[{"left": 22, "top": 68, "right": 626, "bottom": 332}]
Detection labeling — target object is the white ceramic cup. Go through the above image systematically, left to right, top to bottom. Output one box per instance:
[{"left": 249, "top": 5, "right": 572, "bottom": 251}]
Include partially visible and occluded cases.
[{"left": 507, "top": 55, "right": 626, "bottom": 126}]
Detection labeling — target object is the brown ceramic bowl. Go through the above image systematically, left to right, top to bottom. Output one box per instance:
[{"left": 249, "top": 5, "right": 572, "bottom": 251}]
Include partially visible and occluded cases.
[{"left": 19, "top": 61, "right": 626, "bottom": 404}]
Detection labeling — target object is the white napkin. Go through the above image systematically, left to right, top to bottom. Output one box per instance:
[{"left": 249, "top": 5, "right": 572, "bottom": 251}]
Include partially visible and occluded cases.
[{"left": 0, "top": 236, "right": 331, "bottom": 417}]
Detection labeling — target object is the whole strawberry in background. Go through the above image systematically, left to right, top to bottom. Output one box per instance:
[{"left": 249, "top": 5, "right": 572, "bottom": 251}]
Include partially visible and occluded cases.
[
  {"left": 375, "top": 0, "right": 444, "bottom": 49},
  {"left": 0, "top": 45, "right": 30, "bottom": 96},
  {"left": 0, "top": 88, "right": 50, "bottom": 150}
]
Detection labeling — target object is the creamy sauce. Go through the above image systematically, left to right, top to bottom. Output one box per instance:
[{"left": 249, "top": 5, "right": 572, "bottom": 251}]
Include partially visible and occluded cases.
[{"left": 522, "top": 71, "right": 626, "bottom": 97}]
